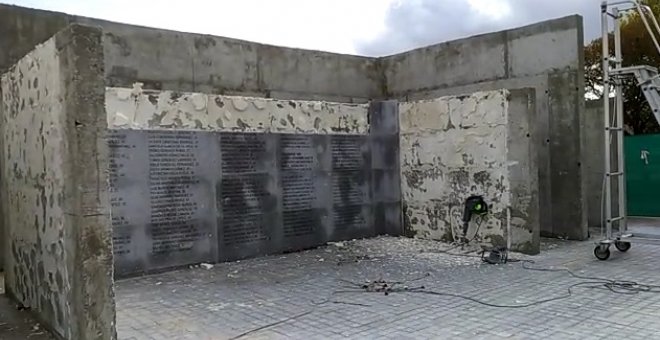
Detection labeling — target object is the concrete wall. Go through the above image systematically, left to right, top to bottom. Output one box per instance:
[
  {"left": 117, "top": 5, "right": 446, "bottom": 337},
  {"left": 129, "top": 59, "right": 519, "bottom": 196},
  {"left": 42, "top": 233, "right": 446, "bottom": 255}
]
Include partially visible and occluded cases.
[
  {"left": 0, "top": 4, "right": 381, "bottom": 103},
  {"left": 382, "top": 15, "right": 587, "bottom": 240},
  {"left": 0, "top": 25, "right": 115, "bottom": 339},
  {"left": 105, "top": 86, "right": 369, "bottom": 133},
  {"left": 105, "top": 87, "right": 401, "bottom": 276},
  {"left": 399, "top": 89, "right": 539, "bottom": 254},
  {"left": 584, "top": 99, "right": 620, "bottom": 229}
]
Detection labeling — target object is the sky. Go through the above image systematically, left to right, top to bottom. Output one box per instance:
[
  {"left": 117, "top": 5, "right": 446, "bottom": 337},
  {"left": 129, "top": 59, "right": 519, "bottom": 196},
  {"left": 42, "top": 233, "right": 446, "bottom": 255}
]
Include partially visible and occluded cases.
[{"left": 6, "top": 0, "right": 604, "bottom": 56}]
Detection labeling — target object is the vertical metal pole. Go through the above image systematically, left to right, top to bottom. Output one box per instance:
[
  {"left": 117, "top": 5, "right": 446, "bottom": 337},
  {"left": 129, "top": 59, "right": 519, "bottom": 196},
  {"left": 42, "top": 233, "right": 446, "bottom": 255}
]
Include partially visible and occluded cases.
[
  {"left": 602, "top": 2, "right": 613, "bottom": 240},
  {"left": 613, "top": 7, "right": 628, "bottom": 234},
  {"left": 506, "top": 207, "right": 511, "bottom": 251}
]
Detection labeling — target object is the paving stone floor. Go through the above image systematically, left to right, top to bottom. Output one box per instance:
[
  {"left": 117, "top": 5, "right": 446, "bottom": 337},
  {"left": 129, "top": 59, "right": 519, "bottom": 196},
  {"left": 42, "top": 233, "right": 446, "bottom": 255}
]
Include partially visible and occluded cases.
[
  {"left": 116, "top": 221, "right": 660, "bottom": 340},
  {"left": 0, "top": 273, "right": 53, "bottom": 340}
]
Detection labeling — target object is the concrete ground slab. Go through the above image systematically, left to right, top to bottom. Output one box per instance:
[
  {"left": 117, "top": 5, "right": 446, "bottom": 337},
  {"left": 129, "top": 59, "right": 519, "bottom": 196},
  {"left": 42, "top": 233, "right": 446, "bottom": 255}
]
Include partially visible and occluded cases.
[
  {"left": 628, "top": 217, "right": 660, "bottom": 235},
  {"left": 115, "top": 235, "right": 660, "bottom": 340},
  {"left": 0, "top": 286, "right": 54, "bottom": 340}
]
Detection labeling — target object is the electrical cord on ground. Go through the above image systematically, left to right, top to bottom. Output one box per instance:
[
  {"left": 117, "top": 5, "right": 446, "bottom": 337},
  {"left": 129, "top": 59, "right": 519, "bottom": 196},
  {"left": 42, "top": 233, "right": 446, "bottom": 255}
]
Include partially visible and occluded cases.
[
  {"left": 431, "top": 214, "right": 486, "bottom": 258},
  {"left": 325, "top": 247, "right": 660, "bottom": 310},
  {"left": 517, "top": 258, "right": 660, "bottom": 294},
  {"left": 326, "top": 278, "right": 616, "bottom": 309}
]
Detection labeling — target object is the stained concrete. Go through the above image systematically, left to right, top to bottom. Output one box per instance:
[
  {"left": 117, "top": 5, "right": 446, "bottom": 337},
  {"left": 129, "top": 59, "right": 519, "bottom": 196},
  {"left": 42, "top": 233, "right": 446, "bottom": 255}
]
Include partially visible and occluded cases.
[
  {"left": 0, "top": 4, "right": 381, "bottom": 103},
  {"left": 382, "top": 15, "right": 587, "bottom": 241},
  {"left": 0, "top": 25, "right": 116, "bottom": 339},
  {"left": 1, "top": 31, "right": 73, "bottom": 338},
  {"left": 105, "top": 86, "right": 369, "bottom": 133},
  {"left": 399, "top": 89, "right": 539, "bottom": 254},
  {"left": 584, "top": 99, "right": 623, "bottom": 230},
  {"left": 585, "top": 99, "right": 606, "bottom": 229},
  {"left": 0, "top": 293, "right": 54, "bottom": 340}
]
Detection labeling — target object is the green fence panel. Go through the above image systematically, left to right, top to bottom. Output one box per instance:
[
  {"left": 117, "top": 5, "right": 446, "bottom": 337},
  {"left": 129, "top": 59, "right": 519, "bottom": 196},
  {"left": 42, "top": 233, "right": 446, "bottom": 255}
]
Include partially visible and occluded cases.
[{"left": 625, "top": 133, "right": 660, "bottom": 217}]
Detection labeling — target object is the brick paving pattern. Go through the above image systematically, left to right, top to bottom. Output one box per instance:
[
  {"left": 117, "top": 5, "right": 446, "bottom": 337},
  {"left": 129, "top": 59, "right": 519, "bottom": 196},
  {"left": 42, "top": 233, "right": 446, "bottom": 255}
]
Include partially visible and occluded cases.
[{"left": 115, "top": 225, "right": 660, "bottom": 340}]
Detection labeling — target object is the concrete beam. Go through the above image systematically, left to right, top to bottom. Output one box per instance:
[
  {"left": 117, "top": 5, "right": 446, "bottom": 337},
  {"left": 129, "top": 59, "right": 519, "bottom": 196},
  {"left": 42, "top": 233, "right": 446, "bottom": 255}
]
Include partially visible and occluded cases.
[{"left": 0, "top": 4, "right": 381, "bottom": 103}]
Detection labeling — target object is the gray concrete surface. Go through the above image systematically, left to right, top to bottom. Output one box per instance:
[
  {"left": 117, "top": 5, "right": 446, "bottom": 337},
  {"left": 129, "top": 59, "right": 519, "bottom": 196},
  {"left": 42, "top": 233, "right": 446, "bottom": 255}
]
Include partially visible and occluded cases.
[
  {"left": 0, "top": 4, "right": 381, "bottom": 103},
  {"left": 382, "top": 15, "right": 587, "bottom": 242},
  {"left": 0, "top": 25, "right": 115, "bottom": 339},
  {"left": 584, "top": 99, "right": 623, "bottom": 229},
  {"left": 585, "top": 99, "right": 606, "bottom": 229},
  {"left": 628, "top": 217, "right": 660, "bottom": 235},
  {"left": 114, "top": 234, "right": 660, "bottom": 340},
  {"left": 1, "top": 273, "right": 54, "bottom": 340},
  {"left": 0, "top": 293, "right": 54, "bottom": 340}
]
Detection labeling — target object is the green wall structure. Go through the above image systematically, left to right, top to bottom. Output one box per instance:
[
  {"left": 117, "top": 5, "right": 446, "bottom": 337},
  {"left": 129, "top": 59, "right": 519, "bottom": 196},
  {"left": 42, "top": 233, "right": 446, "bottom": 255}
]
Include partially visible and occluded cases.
[{"left": 626, "top": 133, "right": 660, "bottom": 217}]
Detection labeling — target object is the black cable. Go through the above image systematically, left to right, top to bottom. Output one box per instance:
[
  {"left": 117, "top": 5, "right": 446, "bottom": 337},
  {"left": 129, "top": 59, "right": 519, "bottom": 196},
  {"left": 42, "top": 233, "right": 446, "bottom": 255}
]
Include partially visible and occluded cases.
[
  {"left": 430, "top": 216, "right": 486, "bottom": 258},
  {"left": 328, "top": 248, "right": 660, "bottom": 309},
  {"left": 517, "top": 259, "right": 660, "bottom": 294},
  {"left": 407, "top": 280, "right": 621, "bottom": 308},
  {"left": 229, "top": 310, "right": 313, "bottom": 339}
]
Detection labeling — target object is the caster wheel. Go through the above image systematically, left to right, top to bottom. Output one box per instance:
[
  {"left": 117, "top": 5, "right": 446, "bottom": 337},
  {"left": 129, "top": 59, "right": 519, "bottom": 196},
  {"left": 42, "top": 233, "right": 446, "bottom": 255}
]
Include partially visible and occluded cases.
[
  {"left": 615, "top": 241, "right": 631, "bottom": 252},
  {"left": 594, "top": 246, "right": 611, "bottom": 261}
]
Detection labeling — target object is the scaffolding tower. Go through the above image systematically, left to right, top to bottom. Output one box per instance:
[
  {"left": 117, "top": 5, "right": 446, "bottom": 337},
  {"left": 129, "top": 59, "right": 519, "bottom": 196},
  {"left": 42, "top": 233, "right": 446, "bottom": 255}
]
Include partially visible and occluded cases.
[{"left": 596, "top": 0, "right": 660, "bottom": 260}]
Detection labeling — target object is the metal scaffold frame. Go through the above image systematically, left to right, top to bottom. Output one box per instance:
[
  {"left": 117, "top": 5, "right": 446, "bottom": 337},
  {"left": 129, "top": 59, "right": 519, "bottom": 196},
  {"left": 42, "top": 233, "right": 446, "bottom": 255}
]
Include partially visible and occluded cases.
[{"left": 596, "top": 0, "right": 660, "bottom": 260}]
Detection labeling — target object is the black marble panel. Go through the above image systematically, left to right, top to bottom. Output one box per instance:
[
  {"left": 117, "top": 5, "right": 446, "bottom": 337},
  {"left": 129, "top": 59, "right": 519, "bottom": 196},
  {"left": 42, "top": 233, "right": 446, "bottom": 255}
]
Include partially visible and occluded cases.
[{"left": 110, "top": 100, "right": 402, "bottom": 276}]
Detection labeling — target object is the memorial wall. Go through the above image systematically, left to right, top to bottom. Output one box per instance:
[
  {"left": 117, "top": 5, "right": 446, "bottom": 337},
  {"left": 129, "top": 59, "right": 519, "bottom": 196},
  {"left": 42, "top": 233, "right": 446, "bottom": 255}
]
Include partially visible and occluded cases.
[{"left": 105, "top": 88, "right": 402, "bottom": 276}]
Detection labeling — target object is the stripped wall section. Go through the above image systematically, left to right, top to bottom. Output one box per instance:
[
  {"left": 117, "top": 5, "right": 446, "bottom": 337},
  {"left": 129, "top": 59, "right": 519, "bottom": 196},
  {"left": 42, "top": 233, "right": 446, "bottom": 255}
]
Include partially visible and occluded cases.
[
  {"left": 382, "top": 16, "right": 585, "bottom": 241},
  {"left": 0, "top": 25, "right": 115, "bottom": 339},
  {"left": 0, "top": 35, "right": 72, "bottom": 338},
  {"left": 105, "top": 86, "right": 368, "bottom": 133},
  {"left": 400, "top": 90, "right": 539, "bottom": 253}
]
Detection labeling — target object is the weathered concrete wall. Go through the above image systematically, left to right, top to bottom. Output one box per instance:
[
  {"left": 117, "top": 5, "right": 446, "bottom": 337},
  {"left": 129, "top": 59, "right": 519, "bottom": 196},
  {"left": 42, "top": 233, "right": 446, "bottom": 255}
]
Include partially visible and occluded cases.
[
  {"left": 0, "top": 4, "right": 381, "bottom": 103},
  {"left": 383, "top": 15, "right": 587, "bottom": 240},
  {"left": 0, "top": 25, "right": 116, "bottom": 339},
  {"left": 1, "top": 30, "right": 73, "bottom": 338},
  {"left": 105, "top": 86, "right": 368, "bottom": 133},
  {"left": 105, "top": 88, "right": 401, "bottom": 276},
  {"left": 399, "top": 89, "right": 539, "bottom": 254},
  {"left": 584, "top": 99, "right": 620, "bottom": 229},
  {"left": 585, "top": 99, "right": 605, "bottom": 228}
]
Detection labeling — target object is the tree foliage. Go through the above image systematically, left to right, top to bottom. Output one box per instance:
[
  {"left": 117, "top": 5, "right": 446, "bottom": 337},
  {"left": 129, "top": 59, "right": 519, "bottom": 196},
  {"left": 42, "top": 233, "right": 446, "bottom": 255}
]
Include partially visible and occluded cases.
[{"left": 585, "top": 0, "right": 660, "bottom": 134}]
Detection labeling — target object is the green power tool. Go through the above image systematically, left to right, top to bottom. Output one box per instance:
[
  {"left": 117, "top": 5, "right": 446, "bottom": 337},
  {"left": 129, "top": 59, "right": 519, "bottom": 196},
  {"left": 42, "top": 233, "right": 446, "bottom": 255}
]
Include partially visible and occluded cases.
[{"left": 462, "top": 195, "right": 488, "bottom": 237}]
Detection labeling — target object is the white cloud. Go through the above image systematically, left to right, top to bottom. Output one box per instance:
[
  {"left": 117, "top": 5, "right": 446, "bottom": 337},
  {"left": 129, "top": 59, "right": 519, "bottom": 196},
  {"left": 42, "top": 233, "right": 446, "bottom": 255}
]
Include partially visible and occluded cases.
[
  {"left": 7, "top": 0, "right": 396, "bottom": 54},
  {"left": 7, "top": 0, "right": 603, "bottom": 56},
  {"left": 355, "top": 0, "right": 603, "bottom": 56},
  {"left": 466, "top": 0, "right": 512, "bottom": 20}
]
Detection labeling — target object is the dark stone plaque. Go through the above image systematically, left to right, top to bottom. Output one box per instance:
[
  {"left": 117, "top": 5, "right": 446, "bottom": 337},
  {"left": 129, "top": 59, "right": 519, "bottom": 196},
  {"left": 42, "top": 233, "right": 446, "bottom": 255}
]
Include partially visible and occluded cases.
[
  {"left": 108, "top": 130, "right": 149, "bottom": 277},
  {"left": 145, "top": 131, "right": 215, "bottom": 270},
  {"left": 217, "top": 132, "right": 279, "bottom": 261},
  {"left": 221, "top": 133, "right": 271, "bottom": 173},
  {"left": 281, "top": 134, "right": 317, "bottom": 170},
  {"left": 279, "top": 135, "right": 330, "bottom": 249},
  {"left": 331, "top": 135, "right": 369, "bottom": 170},
  {"left": 332, "top": 170, "right": 370, "bottom": 206},
  {"left": 220, "top": 174, "right": 271, "bottom": 246}
]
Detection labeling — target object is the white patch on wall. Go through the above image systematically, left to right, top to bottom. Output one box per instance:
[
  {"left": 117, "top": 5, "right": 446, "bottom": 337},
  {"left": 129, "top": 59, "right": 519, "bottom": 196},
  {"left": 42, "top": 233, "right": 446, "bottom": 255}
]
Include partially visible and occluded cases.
[
  {"left": 105, "top": 86, "right": 369, "bottom": 134},
  {"left": 399, "top": 90, "right": 511, "bottom": 245}
]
